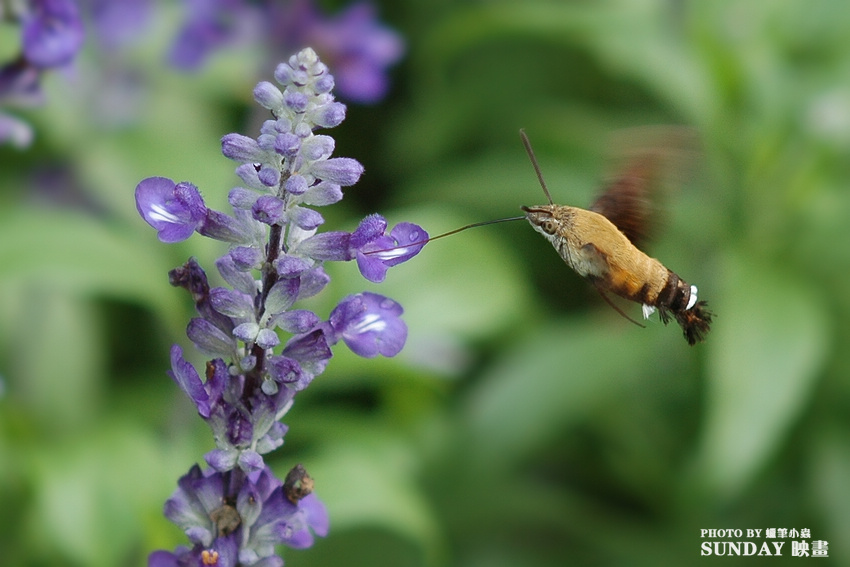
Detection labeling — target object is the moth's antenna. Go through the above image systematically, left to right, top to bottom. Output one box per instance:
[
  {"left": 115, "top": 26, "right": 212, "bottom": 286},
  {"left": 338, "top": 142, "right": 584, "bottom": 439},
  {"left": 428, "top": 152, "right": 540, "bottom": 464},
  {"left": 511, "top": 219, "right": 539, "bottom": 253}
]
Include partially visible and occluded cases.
[
  {"left": 520, "top": 129, "right": 554, "bottom": 205},
  {"left": 363, "top": 216, "right": 525, "bottom": 256}
]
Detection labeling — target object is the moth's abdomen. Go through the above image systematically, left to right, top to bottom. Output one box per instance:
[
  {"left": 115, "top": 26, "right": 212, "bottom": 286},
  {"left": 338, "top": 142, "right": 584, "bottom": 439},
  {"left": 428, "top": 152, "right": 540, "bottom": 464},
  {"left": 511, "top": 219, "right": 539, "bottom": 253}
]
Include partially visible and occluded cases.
[
  {"left": 610, "top": 256, "right": 712, "bottom": 345},
  {"left": 652, "top": 270, "right": 713, "bottom": 345}
]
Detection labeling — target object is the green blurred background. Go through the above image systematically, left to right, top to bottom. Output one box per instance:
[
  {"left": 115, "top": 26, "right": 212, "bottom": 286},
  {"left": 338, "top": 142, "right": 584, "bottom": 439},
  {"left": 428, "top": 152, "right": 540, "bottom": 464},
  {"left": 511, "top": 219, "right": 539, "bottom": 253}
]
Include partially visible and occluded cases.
[{"left": 3, "top": 0, "right": 850, "bottom": 565}]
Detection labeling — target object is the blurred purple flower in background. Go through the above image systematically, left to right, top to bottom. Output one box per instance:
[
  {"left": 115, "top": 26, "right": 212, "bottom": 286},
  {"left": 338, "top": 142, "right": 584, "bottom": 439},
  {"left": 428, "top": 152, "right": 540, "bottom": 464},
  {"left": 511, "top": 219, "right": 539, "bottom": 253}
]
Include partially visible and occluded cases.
[
  {"left": 1, "top": 0, "right": 403, "bottom": 147},
  {"left": 171, "top": 0, "right": 404, "bottom": 103}
]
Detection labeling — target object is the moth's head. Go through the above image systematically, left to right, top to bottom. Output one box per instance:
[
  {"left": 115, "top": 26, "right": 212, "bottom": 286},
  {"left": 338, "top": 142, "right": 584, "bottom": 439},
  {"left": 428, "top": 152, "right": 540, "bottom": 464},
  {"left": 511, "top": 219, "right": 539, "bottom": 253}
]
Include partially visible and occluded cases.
[{"left": 522, "top": 204, "right": 566, "bottom": 239}]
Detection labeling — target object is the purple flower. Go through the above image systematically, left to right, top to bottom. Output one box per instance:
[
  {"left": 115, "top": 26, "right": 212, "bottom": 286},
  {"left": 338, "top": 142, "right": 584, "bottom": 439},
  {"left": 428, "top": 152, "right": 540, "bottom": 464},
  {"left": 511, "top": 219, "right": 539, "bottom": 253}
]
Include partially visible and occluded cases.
[
  {"left": 22, "top": 0, "right": 86, "bottom": 68},
  {"left": 88, "top": 0, "right": 153, "bottom": 49},
  {"left": 168, "top": 0, "right": 253, "bottom": 70},
  {"left": 168, "top": 0, "right": 404, "bottom": 103},
  {"left": 304, "top": 2, "right": 404, "bottom": 103},
  {"left": 135, "top": 177, "right": 208, "bottom": 243},
  {"left": 353, "top": 217, "right": 428, "bottom": 283},
  {"left": 328, "top": 292, "right": 407, "bottom": 357},
  {"left": 151, "top": 464, "right": 327, "bottom": 566}
]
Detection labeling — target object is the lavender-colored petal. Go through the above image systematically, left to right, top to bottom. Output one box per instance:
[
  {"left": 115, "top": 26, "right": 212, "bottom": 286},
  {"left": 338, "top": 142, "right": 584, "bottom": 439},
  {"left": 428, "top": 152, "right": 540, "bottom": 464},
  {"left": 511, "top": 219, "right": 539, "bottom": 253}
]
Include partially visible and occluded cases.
[
  {"left": 254, "top": 81, "right": 284, "bottom": 111},
  {"left": 284, "top": 91, "right": 309, "bottom": 113},
  {"left": 307, "top": 102, "right": 346, "bottom": 128},
  {"left": 221, "top": 133, "right": 264, "bottom": 162},
  {"left": 274, "top": 133, "right": 301, "bottom": 158},
  {"left": 300, "top": 135, "right": 335, "bottom": 160},
  {"left": 308, "top": 157, "right": 363, "bottom": 186},
  {"left": 235, "top": 163, "right": 266, "bottom": 190},
  {"left": 257, "top": 166, "right": 280, "bottom": 188},
  {"left": 284, "top": 173, "right": 308, "bottom": 195},
  {"left": 135, "top": 177, "right": 207, "bottom": 243},
  {"left": 301, "top": 181, "right": 342, "bottom": 206},
  {"left": 228, "top": 187, "right": 258, "bottom": 209},
  {"left": 252, "top": 195, "right": 285, "bottom": 225},
  {"left": 288, "top": 206, "right": 324, "bottom": 230},
  {"left": 199, "top": 209, "right": 253, "bottom": 244},
  {"left": 350, "top": 213, "right": 386, "bottom": 248},
  {"left": 376, "top": 222, "right": 429, "bottom": 267},
  {"left": 296, "top": 231, "right": 352, "bottom": 261},
  {"left": 229, "top": 246, "right": 264, "bottom": 272},
  {"left": 355, "top": 249, "right": 390, "bottom": 283},
  {"left": 216, "top": 254, "right": 257, "bottom": 295},
  {"left": 274, "top": 255, "right": 310, "bottom": 278},
  {"left": 296, "top": 266, "right": 331, "bottom": 300},
  {"left": 265, "top": 278, "right": 300, "bottom": 314},
  {"left": 210, "top": 287, "right": 254, "bottom": 319},
  {"left": 331, "top": 292, "right": 407, "bottom": 357},
  {"left": 272, "top": 310, "right": 320, "bottom": 334},
  {"left": 187, "top": 317, "right": 236, "bottom": 356},
  {"left": 233, "top": 322, "right": 260, "bottom": 343},
  {"left": 256, "top": 329, "right": 281, "bottom": 349},
  {"left": 282, "top": 330, "right": 331, "bottom": 384},
  {"left": 167, "top": 345, "right": 211, "bottom": 418},
  {"left": 266, "top": 355, "right": 303, "bottom": 385},
  {"left": 227, "top": 411, "right": 254, "bottom": 448},
  {"left": 256, "top": 422, "right": 288, "bottom": 454},
  {"left": 205, "top": 449, "right": 238, "bottom": 472},
  {"left": 238, "top": 450, "right": 264, "bottom": 473},
  {"left": 236, "top": 480, "right": 262, "bottom": 530},
  {"left": 301, "top": 493, "right": 329, "bottom": 537},
  {"left": 282, "top": 522, "right": 315, "bottom": 549},
  {"left": 210, "top": 535, "right": 239, "bottom": 567},
  {"left": 148, "top": 549, "right": 180, "bottom": 567}
]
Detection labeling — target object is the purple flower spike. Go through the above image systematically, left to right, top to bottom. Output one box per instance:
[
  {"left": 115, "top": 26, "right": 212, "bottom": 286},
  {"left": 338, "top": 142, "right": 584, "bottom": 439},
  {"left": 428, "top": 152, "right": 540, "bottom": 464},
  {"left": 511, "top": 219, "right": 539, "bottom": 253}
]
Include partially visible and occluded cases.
[
  {"left": 141, "top": 48, "right": 423, "bottom": 564},
  {"left": 135, "top": 177, "right": 208, "bottom": 243},
  {"left": 329, "top": 292, "right": 407, "bottom": 358}
]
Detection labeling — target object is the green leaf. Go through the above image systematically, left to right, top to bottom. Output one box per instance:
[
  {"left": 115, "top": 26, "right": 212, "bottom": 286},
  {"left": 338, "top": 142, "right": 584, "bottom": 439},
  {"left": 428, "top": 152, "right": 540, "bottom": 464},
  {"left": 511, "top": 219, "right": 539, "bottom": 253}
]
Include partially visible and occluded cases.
[
  {"left": 0, "top": 209, "right": 185, "bottom": 328},
  {"left": 695, "top": 252, "right": 829, "bottom": 500},
  {"left": 464, "top": 316, "right": 668, "bottom": 468},
  {"left": 307, "top": 435, "right": 445, "bottom": 567}
]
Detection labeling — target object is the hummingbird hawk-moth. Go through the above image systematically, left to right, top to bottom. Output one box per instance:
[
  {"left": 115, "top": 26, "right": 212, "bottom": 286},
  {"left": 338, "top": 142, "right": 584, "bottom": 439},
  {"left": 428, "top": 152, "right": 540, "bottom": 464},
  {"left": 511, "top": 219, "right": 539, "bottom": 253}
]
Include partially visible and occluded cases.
[
  {"left": 366, "top": 128, "right": 713, "bottom": 345},
  {"left": 518, "top": 129, "right": 712, "bottom": 345}
]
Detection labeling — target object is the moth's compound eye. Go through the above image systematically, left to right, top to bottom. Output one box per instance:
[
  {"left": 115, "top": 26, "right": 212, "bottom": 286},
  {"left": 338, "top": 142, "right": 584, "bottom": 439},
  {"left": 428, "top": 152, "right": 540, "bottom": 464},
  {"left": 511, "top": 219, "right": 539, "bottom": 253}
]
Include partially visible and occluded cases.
[{"left": 541, "top": 219, "right": 558, "bottom": 235}]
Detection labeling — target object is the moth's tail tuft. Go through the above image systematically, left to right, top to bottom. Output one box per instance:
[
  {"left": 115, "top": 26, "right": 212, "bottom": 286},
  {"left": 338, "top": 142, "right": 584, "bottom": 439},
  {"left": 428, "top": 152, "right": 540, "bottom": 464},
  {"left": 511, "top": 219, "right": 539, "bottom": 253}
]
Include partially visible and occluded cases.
[{"left": 674, "top": 301, "right": 713, "bottom": 346}]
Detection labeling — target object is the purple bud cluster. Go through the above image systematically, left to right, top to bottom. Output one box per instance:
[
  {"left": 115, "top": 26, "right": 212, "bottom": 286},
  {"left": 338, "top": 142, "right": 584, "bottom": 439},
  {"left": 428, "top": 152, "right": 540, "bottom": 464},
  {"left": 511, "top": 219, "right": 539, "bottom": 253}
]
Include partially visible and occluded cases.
[{"left": 136, "top": 48, "right": 427, "bottom": 566}]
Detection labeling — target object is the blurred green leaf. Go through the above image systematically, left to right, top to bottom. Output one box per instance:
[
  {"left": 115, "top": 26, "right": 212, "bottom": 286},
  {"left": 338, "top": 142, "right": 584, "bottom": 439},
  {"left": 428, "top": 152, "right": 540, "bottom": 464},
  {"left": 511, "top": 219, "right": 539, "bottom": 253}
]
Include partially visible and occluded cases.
[
  {"left": 0, "top": 209, "right": 184, "bottom": 327},
  {"left": 696, "top": 252, "right": 829, "bottom": 500},
  {"left": 4, "top": 287, "right": 102, "bottom": 428},
  {"left": 464, "top": 316, "right": 679, "bottom": 469},
  {"left": 809, "top": 425, "right": 850, "bottom": 562},
  {"left": 307, "top": 436, "right": 444, "bottom": 567}
]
